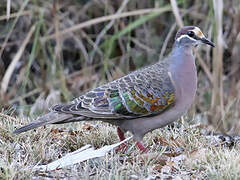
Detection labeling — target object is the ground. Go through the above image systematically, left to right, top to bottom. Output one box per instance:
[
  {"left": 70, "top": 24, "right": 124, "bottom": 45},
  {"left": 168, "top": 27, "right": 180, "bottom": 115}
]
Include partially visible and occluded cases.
[{"left": 1, "top": 113, "right": 240, "bottom": 179}]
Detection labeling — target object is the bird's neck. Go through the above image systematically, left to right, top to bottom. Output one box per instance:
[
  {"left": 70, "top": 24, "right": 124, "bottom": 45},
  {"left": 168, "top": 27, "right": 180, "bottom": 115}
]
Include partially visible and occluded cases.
[
  {"left": 168, "top": 45, "right": 197, "bottom": 103},
  {"left": 169, "top": 45, "right": 195, "bottom": 77}
]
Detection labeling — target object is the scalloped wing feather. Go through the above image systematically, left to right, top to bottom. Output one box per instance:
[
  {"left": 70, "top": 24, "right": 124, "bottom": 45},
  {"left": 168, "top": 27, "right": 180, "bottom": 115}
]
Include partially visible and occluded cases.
[{"left": 51, "top": 61, "right": 176, "bottom": 120}]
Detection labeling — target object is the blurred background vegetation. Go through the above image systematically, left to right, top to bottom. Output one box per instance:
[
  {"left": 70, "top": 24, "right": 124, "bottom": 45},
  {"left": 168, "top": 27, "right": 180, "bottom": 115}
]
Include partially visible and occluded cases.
[{"left": 0, "top": 0, "right": 240, "bottom": 134}]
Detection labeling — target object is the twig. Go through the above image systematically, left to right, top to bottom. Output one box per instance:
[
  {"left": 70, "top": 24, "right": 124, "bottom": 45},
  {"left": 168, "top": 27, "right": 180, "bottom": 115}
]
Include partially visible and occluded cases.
[
  {"left": 0, "top": 0, "right": 30, "bottom": 58},
  {"left": 7, "top": 0, "right": 11, "bottom": 20},
  {"left": 53, "top": 0, "right": 61, "bottom": 60},
  {"left": 89, "top": 0, "right": 130, "bottom": 63},
  {"left": 170, "top": 0, "right": 184, "bottom": 28},
  {"left": 212, "top": 0, "right": 224, "bottom": 116},
  {"left": 159, "top": 6, "right": 196, "bottom": 60},
  {"left": 42, "top": 7, "right": 171, "bottom": 42},
  {"left": 0, "top": 10, "right": 31, "bottom": 21},
  {"left": 65, "top": 18, "right": 90, "bottom": 63},
  {"left": 159, "top": 23, "right": 176, "bottom": 60},
  {"left": 1, "top": 24, "right": 36, "bottom": 97},
  {"left": 80, "top": 31, "right": 104, "bottom": 57},
  {"left": 73, "top": 33, "right": 90, "bottom": 63},
  {"left": 131, "top": 38, "right": 155, "bottom": 53},
  {"left": 196, "top": 52, "right": 213, "bottom": 84},
  {"left": 8, "top": 88, "right": 42, "bottom": 104}
]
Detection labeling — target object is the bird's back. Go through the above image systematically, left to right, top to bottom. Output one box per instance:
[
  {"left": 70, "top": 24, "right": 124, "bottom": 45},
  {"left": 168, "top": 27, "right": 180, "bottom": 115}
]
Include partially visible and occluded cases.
[{"left": 51, "top": 60, "right": 175, "bottom": 120}]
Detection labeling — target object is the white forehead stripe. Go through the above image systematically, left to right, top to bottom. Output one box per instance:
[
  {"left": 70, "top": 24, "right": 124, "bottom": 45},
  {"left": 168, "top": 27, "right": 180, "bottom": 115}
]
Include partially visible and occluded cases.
[{"left": 176, "top": 34, "right": 197, "bottom": 42}]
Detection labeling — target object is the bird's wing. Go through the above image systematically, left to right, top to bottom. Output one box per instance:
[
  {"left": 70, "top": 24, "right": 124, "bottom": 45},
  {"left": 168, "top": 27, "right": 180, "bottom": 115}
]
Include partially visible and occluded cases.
[{"left": 51, "top": 62, "right": 176, "bottom": 119}]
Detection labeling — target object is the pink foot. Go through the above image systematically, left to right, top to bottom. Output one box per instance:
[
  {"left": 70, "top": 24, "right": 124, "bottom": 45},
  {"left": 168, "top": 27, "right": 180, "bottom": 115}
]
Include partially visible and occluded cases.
[
  {"left": 116, "top": 127, "right": 129, "bottom": 152},
  {"left": 116, "top": 127, "right": 148, "bottom": 153},
  {"left": 117, "top": 127, "right": 125, "bottom": 141},
  {"left": 136, "top": 141, "right": 148, "bottom": 153}
]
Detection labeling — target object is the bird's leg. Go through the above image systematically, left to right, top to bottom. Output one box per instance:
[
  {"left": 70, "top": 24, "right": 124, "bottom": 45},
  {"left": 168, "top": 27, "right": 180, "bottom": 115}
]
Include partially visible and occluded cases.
[
  {"left": 116, "top": 127, "right": 128, "bottom": 152},
  {"left": 117, "top": 127, "right": 125, "bottom": 141},
  {"left": 117, "top": 127, "right": 148, "bottom": 153},
  {"left": 136, "top": 141, "right": 148, "bottom": 153}
]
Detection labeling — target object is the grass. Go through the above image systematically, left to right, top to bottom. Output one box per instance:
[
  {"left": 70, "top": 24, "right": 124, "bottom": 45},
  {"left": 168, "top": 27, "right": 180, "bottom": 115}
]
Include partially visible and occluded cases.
[
  {"left": 1, "top": 0, "right": 240, "bottom": 179},
  {"left": 1, "top": 113, "right": 240, "bottom": 179}
]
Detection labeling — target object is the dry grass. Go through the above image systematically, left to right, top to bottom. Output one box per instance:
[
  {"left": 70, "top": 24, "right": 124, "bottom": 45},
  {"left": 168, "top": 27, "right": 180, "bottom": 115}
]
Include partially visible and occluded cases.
[
  {"left": 0, "top": 0, "right": 239, "bottom": 132},
  {"left": 1, "top": 0, "right": 240, "bottom": 179},
  {"left": 1, "top": 113, "right": 240, "bottom": 179}
]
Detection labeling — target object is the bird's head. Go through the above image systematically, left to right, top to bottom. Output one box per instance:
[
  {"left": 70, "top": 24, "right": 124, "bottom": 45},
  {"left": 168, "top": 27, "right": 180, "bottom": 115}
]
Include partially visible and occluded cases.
[{"left": 175, "top": 26, "right": 215, "bottom": 48}]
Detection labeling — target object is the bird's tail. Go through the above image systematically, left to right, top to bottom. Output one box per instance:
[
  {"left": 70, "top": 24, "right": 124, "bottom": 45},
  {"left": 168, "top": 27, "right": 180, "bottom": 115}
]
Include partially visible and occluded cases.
[{"left": 13, "top": 112, "right": 86, "bottom": 134}]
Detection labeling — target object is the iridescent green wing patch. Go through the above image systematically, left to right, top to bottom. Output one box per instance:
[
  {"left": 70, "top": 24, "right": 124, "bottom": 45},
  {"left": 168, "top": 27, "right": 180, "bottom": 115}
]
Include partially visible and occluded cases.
[
  {"left": 108, "top": 89, "right": 135, "bottom": 116},
  {"left": 109, "top": 89, "right": 148, "bottom": 116}
]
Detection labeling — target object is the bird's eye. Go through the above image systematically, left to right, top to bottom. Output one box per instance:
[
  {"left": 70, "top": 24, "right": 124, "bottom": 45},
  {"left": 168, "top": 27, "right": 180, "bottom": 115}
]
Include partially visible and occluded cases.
[{"left": 187, "top": 31, "right": 195, "bottom": 37}]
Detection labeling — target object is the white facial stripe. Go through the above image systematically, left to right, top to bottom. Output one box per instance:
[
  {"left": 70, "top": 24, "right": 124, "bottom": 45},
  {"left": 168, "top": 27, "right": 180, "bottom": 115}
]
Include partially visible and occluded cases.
[
  {"left": 192, "top": 27, "right": 205, "bottom": 38},
  {"left": 176, "top": 34, "right": 197, "bottom": 42}
]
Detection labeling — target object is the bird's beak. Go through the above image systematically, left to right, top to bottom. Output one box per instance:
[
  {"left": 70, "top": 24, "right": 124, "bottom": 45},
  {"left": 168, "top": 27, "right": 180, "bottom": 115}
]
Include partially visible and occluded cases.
[{"left": 200, "top": 37, "right": 215, "bottom": 47}]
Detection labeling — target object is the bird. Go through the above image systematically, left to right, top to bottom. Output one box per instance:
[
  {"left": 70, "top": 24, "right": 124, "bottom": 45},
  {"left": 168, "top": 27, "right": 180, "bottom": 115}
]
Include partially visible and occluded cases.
[{"left": 14, "top": 26, "right": 215, "bottom": 152}]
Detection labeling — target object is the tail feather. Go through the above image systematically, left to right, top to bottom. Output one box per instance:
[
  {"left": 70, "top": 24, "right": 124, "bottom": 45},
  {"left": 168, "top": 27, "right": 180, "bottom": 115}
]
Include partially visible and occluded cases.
[
  {"left": 13, "top": 112, "right": 74, "bottom": 134},
  {"left": 52, "top": 116, "right": 87, "bottom": 124}
]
